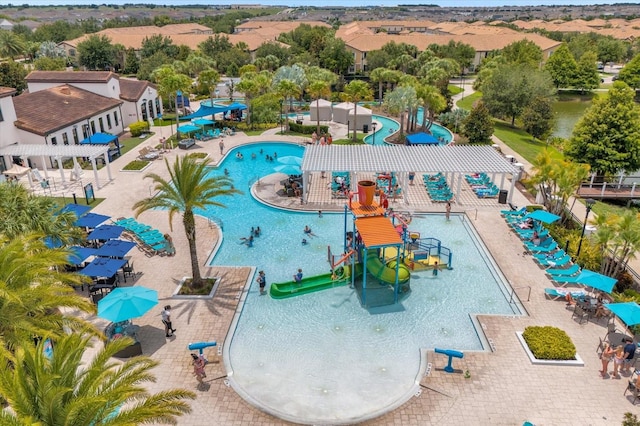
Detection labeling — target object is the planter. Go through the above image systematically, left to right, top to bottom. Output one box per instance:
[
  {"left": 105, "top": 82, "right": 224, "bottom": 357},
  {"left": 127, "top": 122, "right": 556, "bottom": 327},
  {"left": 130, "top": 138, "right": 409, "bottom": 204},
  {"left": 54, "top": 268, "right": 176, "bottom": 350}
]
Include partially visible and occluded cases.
[
  {"left": 357, "top": 180, "right": 376, "bottom": 206},
  {"left": 172, "top": 276, "right": 220, "bottom": 300},
  {"left": 516, "top": 331, "right": 584, "bottom": 366}
]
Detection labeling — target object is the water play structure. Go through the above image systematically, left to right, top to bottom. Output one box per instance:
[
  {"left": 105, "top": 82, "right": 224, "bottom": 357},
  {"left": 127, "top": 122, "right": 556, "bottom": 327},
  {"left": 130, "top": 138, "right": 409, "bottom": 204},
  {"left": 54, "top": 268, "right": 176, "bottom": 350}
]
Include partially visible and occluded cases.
[{"left": 270, "top": 180, "right": 452, "bottom": 308}]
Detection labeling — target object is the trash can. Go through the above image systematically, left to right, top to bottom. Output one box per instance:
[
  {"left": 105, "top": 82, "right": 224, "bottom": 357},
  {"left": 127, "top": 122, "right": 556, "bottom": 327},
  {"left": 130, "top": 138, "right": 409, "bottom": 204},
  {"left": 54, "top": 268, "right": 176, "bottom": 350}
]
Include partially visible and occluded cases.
[
  {"left": 363, "top": 124, "right": 369, "bottom": 133},
  {"left": 498, "top": 190, "right": 508, "bottom": 204}
]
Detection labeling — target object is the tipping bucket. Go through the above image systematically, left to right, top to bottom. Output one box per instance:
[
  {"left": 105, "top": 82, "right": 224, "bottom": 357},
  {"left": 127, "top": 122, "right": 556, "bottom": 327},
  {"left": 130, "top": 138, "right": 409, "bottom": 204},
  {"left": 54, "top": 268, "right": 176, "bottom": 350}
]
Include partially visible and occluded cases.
[{"left": 357, "top": 180, "right": 376, "bottom": 206}]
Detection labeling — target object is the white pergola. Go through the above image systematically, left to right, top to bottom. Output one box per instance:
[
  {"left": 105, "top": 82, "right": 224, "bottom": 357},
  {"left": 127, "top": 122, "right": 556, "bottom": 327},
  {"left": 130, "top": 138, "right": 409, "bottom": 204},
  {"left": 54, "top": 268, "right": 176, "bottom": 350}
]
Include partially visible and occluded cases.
[
  {"left": 0, "top": 144, "right": 113, "bottom": 189},
  {"left": 301, "top": 145, "right": 521, "bottom": 204}
]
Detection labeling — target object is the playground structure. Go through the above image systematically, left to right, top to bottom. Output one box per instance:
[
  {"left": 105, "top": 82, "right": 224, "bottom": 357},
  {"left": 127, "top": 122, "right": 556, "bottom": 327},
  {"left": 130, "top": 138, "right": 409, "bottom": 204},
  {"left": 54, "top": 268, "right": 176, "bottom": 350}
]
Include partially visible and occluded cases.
[{"left": 270, "top": 178, "right": 453, "bottom": 308}]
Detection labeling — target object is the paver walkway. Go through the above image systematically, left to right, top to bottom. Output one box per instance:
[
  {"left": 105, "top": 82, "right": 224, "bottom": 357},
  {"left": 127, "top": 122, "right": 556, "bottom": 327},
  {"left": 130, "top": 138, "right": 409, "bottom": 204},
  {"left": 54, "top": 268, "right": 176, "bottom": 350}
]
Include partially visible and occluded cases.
[{"left": 48, "top": 114, "right": 639, "bottom": 424}]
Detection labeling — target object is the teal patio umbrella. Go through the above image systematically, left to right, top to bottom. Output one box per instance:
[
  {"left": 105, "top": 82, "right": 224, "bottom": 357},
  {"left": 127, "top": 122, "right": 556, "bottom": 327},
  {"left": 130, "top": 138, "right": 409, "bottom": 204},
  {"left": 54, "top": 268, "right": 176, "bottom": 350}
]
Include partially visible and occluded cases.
[
  {"left": 277, "top": 156, "right": 303, "bottom": 166},
  {"left": 274, "top": 164, "right": 301, "bottom": 175},
  {"left": 524, "top": 210, "right": 561, "bottom": 224},
  {"left": 577, "top": 269, "right": 618, "bottom": 294},
  {"left": 97, "top": 286, "right": 158, "bottom": 323},
  {"left": 606, "top": 302, "right": 640, "bottom": 326}
]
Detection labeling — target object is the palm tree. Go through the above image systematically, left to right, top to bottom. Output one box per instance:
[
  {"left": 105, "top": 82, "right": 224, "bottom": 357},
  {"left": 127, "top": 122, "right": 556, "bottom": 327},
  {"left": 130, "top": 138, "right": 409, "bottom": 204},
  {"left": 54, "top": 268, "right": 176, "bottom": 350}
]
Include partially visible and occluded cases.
[
  {"left": 0, "top": 30, "right": 26, "bottom": 59},
  {"left": 369, "top": 67, "right": 389, "bottom": 102},
  {"left": 198, "top": 68, "right": 220, "bottom": 109},
  {"left": 275, "top": 79, "right": 301, "bottom": 132},
  {"left": 306, "top": 80, "right": 331, "bottom": 135},
  {"left": 341, "top": 80, "right": 373, "bottom": 143},
  {"left": 417, "top": 83, "right": 446, "bottom": 132},
  {"left": 133, "top": 156, "right": 240, "bottom": 289},
  {"left": 0, "top": 182, "right": 83, "bottom": 243},
  {"left": 0, "top": 233, "right": 95, "bottom": 361},
  {"left": 0, "top": 334, "right": 195, "bottom": 425}
]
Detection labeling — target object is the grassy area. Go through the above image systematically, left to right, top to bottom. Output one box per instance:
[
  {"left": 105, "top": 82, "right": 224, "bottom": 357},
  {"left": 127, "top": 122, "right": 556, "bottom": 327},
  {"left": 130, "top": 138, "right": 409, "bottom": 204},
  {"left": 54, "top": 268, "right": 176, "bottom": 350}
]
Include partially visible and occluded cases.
[
  {"left": 448, "top": 85, "right": 463, "bottom": 95},
  {"left": 456, "top": 92, "right": 482, "bottom": 111},
  {"left": 493, "top": 121, "right": 563, "bottom": 164},
  {"left": 245, "top": 129, "right": 268, "bottom": 136},
  {"left": 119, "top": 133, "right": 154, "bottom": 157},
  {"left": 333, "top": 134, "right": 366, "bottom": 145},
  {"left": 50, "top": 197, "right": 105, "bottom": 208},
  {"left": 591, "top": 199, "right": 639, "bottom": 218}
]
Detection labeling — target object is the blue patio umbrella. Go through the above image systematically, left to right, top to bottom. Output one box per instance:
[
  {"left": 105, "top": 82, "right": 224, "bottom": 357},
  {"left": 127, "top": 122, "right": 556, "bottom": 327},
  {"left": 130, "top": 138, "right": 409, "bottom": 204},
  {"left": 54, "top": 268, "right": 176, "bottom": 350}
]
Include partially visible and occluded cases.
[
  {"left": 192, "top": 118, "right": 214, "bottom": 126},
  {"left": 177, "top": 124, "right": 200, "bottom": 134},
  {"left": 277, "top": 156, "right": 303, "bottom": 166},
  {"left": 274, "top": 164, "right": 301, "bottom": 175},
  {"left": 60, "top": 203, "right": 91, "bottom": 218},
  {"left": 524, "top": 210, "right": 561, "bottom": 224},
  {"left": 74, "top": 212, "right": 111, "bottom": 228},
  {"left": 87, "top": 225, "right": 124, "bottom": 241},
  {"left": 44, "top": 236, "right": 64, "bottom": 249},
  {"left": 95, "top": 239, "right": 136, "bottom": 258},
  {"left": 68, "top": 246, "right": 97, "bottom": 265},
  {"left": 77, "top": 257, "right": 127, "bottom": 278},
  {"left": 575, "top": 269, "right": 618, "bottom": 294},
  {"left": 97, "top": 286, "right": 158, "bottom": 323},
  {"left": 606, "top": 302, "right": 640, "bottom": 326}
]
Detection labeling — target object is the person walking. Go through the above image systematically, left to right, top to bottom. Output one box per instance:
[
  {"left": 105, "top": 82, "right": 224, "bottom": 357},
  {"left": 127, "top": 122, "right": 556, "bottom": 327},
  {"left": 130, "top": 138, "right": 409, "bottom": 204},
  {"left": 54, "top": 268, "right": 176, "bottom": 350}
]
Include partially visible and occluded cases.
[
  {"left": 219, "top": 139, "right": 225, "bottom": 154},
  {"left": 445, "top": 201, "right": 451, "bottom": 221},
  {"left": 256, "top": 270, "right": 266, "bottom": 295},
  {"left": 162, "top": 305, "right": 176, "bottom": 338},
  {"left": 622, "top": 338, "right": 637, "bottom": 374},
  {"left": 600, "top": 342, "right": 614, "bottom": 377},
  {"left": 191, "top": 353, "right": 207, "bottom": 383}
]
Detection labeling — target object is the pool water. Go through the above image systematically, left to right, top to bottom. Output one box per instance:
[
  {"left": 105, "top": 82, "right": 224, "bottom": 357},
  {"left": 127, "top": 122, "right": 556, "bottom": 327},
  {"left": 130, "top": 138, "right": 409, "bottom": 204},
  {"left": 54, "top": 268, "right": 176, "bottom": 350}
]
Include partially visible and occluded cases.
[
  {"left": 365, "top": 112, "right": 452, "bottom": 146},
  {"left": 203, "top": 143, "right": 522, "bottom": 424}
]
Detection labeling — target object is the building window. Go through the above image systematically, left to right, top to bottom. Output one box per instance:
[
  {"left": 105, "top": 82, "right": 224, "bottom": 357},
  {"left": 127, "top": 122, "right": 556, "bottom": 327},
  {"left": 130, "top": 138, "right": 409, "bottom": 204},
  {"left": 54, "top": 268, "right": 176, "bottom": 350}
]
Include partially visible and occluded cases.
[
  {"left": 69, "top": 49, "right": 76, "bottom": 57},
  {"left": 155, "top": 98, "right": 161, "bottom": 115},
  {"left": 141, "top": 102, "right": 147, "bottom": 121},
  {"left": 0, "top": 106, "right": 3, "bottom": 122},
  {"left": 114, "top": 111, "right": 118, "bottom": 126},
  {"left": 106, "top": 114, "right": 112, "bottom": 129},
  {"left": 99, "top": 117, "right": 104, "bottom": 132},
  {"left": 90, "top": 121, "right": 96, "bottom": 134},
  {"left": 82, "top": 124, "right": 89, "bottom": 139},
  {"left": 73, "top": 127, "right": 79, "bottom": 144},
  {"left": 62, "top": 133, "right": 69, "bottom": 145},
  {"left": 51, "top": 137, "right": 58, "bottom": 145}
]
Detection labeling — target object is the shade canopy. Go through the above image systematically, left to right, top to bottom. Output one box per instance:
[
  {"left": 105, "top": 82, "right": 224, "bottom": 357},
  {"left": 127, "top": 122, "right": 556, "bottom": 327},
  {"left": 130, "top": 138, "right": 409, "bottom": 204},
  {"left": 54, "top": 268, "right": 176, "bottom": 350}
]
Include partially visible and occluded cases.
[
  {"left": 180, "top": 102, "right": 247, "bottom": 120},
  {"left": 192, "top": 118, "right": 214, "bottom": 126},
  {"left": 177, "top": 124, "right": 200, "bottom": 134},
  {"left": 80, "top": 133, "right": 118, "bottom": 145},
  {"left": 406, "top": 133, "right": 439, "bottom": 145},
  {"left": 278, "top": 156, "right": 303, "bottom": 166},
  {"left": 3, "top": 163, "right": 31, "bottom": 176},
  {"left": 274, "top": 164, "right": 301, "bottom": 175},
  {"left": 59, "top": 203, "right": 91, "bottom": 218},
  {"left": 525, "top": 210, "right": 561, "bottom": 224},
  {"left": 74, "top": 212, "right": 110, "bottom": 228},
  {"left": 87, "top": 225, "right": 124, "bottom": 241},
  {"left": 44, "top": 236, "right": 63, "bottom": 249},
  {"left": 95, "top": 239, "right": 136, "bottom": 258},
  {"left": 68, "top": 246, "right": 97, "bottom": 265},
  {"left": 78, "top": 257, "right": 127, "bottom": 278},
  {"left": 576, "top": 269, "right": 618, "bottom": 293},
  {"left": 97, "top": 286, "right": 158, "bottom": 323},
  {"left": 606, "top": 302, "right": 640, "bottom": 326}
]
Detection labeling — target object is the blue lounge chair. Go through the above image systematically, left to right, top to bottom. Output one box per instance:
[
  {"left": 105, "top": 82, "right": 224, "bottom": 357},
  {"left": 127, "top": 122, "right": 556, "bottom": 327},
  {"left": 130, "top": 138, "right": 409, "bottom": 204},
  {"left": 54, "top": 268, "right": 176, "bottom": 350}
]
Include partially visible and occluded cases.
[
  {"left": 501, "top": 207, "right": 527, "bottom": 216},
  {"left": 526, "top": 240, "right": 558, "bottom": 253},
  {"left": 533, "top": 250, "right": 566, "bottom": 262},
  {"left": 537, "top": 254, "right": 571, "bottom": 268},
  {"left": 546, "top": 264, "right": 580, "bottom": 277},
  {"left": 552, "top": 274, "right": 585, "bottom": 285},
  {"left": 544, "top": 287, "right": 586, "bottom": 301}
]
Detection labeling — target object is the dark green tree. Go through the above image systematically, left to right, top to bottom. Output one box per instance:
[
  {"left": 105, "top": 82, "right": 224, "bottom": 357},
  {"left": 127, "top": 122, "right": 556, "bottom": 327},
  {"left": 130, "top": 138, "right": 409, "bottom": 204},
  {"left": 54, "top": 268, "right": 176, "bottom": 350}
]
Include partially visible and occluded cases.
[
  {"left": 33, "top": 21, "right": 82, "bottom": 43},
  {"left": 77, "top": 34, "right": 116, "bottom": 70},
  {"left": 140, "top": 34, "right": 178, "bottom": 60},
  {"left": 198, "top": 34, "right": 233, "bottom": 58},
  {"left": 596, "top": 36, "right": 626, "bottom": 65},
  {"left": 319, "top": 38, "right": 353, "bottom": 75},
  {"left": 501, "top": 39, "right": 543, "bottom": 68},
  {"left": 429, "top": 40, "right": 475, "bottom": 73},
  {"left": 254, "top": 41, "right": 289, "bottom": 64},
  {"left": 544, "top": 43, "right": 578, "bottom": 88},
  {"left": 123, "top": 47, "right": 139, "bottom": 74},
  {"left": 137, "top": 51, "right": 170, "bottom": 81},
  {"left": 574, "top": 51, "right": 600, "bottom": 93},
  {"left": 618, "top": 53, "right": 640, "bottom": 90},
  {"left": 33, "top": 56, "right": 66, "bottom": 71},
  {"left": 0, "top": 61, "right": 28, "bottom": 94},
  {"left": 481, "top": 63, "right": 556, "bottom": 125},
  {"left": 566, "top": 82, "right": 640, "bottom": 176},
  {"left": 522, "top": 97, "right": 555, "bottom": 140},
  {"left": 462, "top": 101, "right": 494, "bottom": 144}
]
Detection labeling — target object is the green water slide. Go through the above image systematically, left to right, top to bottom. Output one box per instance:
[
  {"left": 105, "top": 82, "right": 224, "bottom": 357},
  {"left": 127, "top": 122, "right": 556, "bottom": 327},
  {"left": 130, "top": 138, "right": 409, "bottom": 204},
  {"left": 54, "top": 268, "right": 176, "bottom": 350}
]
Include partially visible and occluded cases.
[
  {"left": 365, "top": 249, "right": 411, "bottom": 285},
  {"left": 270, "top": 264, "right": 363, "bottom": 299}
]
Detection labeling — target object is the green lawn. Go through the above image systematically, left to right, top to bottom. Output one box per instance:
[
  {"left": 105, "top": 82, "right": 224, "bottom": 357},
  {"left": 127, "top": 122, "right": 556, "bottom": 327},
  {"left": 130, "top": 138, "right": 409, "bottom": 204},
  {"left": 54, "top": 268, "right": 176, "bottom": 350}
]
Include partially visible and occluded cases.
[
  {"left": 448, "top": 84, "right": 463, "bottom": 96},
  {"left": 456, "top": 92, "right": 482, "bottom": 111},
  {"left": 492, "top": 121, "right": 563, "bottom": 164},
  {"left": 119, "top": 133, "right": 154, "bottom": 156},
  {"left": 50, "top": 197, "right": 104, "bottom": 208},
  {"left": 591, "top": 199, "right": 639, "bottom": 218}
]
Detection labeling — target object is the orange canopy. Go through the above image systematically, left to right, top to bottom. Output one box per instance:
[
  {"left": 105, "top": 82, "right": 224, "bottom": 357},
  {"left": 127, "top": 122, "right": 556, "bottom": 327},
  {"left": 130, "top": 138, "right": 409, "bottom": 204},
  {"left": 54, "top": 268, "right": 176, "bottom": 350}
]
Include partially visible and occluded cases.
[{"left": 355, "top": 216, "right": 403, "bottom": 247}]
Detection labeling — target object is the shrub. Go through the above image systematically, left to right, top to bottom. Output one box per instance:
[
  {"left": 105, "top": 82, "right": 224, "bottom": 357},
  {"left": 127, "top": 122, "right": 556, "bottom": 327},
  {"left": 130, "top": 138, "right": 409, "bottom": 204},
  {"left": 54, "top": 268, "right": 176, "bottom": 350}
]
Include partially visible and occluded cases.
[
  {"left": 129, "top": 121, "right": 149, "bottom": 137},
  {"left": 288, "top": 121, "right": 329, "bottom": 135},
  {"left": 187, "top": 152, "right": 208, "bottom": 159},
  {"left": 122, "top": 160, "right": 150, "bottom": 171},
  {"left": 522, "top": 326, "right": 576, "bottom": 360}
]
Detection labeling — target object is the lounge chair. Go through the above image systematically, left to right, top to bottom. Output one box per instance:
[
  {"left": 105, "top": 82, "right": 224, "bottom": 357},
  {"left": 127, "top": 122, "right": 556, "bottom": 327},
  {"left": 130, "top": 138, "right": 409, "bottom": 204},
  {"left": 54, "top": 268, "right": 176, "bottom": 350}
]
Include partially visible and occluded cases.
[
  {"left": 501, "top": 207, "right": 527, "bottom": 216},
  {"left": 525, "top": 239, "right": 558, "bottom": 252},
  {"left": 533, "top": 250, "right": 566, "bottom": 262},
  {"left": 537, "top": 254, "right": 572, "bottom": 268},
  {"left": 546, "top": 264, "right": 581, "bottom": 277},
  {"left": 552, "top": 274, "right": 585, "bottom": 285},
  {"left": 544, "top": 287, "right": 586, "bottom": 301}
]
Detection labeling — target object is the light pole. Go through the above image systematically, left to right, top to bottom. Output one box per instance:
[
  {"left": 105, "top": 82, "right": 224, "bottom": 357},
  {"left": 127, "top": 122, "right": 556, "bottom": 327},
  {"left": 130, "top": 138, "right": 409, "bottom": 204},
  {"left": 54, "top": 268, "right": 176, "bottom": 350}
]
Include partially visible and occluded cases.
[
  {"left": 279, "top": 99, "right": 284, "bottom": 134},
  {"left": 372, "top": 122, "right": 377, "bottom": 145},
  {"left": 576, "top": 198, "right": 596, "bottom": 258}
]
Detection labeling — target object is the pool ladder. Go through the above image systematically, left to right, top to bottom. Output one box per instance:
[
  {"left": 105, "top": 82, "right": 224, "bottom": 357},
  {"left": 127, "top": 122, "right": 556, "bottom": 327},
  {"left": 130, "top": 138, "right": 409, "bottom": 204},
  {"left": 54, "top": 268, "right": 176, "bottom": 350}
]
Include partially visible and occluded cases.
[{"left": 208, "top": 216, "right": 224, "bottom": 231}]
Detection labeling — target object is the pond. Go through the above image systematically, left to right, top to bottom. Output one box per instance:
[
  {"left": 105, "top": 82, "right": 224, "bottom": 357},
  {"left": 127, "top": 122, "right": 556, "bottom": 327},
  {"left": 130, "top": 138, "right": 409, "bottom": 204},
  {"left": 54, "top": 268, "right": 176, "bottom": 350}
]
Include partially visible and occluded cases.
[{"left": 551, "top": 93, "right": 594, "bottom": 139}]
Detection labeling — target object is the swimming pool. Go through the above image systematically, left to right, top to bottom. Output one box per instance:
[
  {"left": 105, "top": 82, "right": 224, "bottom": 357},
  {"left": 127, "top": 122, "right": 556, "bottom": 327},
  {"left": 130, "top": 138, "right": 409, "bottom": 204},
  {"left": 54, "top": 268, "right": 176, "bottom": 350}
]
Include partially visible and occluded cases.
[
  {"left": 365, "top": 112, "right": 453, "bottom": 145},
  {"left": 202, "top": 142, "right": 523, "bottom": 424}
]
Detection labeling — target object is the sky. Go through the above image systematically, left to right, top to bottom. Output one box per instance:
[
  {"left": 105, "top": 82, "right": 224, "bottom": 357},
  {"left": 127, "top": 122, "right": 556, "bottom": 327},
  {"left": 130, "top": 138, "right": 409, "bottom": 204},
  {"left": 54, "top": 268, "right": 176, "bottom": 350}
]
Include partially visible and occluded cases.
[{"left": 0, "top": 1, "right": 639, "bottom": 7}]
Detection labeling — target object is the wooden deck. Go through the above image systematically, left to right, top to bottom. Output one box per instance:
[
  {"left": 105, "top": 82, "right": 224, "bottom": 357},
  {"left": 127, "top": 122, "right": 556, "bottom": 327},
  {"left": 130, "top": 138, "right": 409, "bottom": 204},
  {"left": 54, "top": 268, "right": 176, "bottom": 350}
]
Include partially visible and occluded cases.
[{"left": 577, "top": 183, "right": 640, "bottom": 201}]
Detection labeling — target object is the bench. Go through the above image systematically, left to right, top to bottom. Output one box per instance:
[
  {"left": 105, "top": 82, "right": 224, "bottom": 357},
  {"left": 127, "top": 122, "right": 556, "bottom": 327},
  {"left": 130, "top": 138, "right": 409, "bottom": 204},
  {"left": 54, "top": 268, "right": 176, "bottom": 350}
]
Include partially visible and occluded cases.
[{"left": 178, "top": 138, "right": 196, "bottom": 150}]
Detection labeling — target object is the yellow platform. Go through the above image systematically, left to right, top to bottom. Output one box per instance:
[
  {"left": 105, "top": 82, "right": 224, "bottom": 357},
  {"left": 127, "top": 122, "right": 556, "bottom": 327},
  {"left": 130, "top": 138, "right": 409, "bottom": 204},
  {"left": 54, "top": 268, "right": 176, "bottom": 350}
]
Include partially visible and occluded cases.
[{"left": 381, "top": 247, "right": 446, "bottom": 271}]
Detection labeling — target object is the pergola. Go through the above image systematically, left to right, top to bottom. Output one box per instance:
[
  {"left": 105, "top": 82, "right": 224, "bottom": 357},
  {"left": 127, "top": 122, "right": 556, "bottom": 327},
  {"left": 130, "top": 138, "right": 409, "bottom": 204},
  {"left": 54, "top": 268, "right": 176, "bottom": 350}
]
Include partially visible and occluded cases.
[
  {"left": 0, "top": 144, "right": 113, "bottom": 189},
  {"left": 300, "top": 145, "right": 520, "bottom": 204}
]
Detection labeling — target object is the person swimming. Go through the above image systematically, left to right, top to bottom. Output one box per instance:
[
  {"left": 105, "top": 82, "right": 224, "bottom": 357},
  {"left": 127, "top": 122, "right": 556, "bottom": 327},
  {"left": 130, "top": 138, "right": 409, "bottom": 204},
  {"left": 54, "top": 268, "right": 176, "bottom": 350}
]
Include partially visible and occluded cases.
[
  {"left": 236, "top": 152, "right": 244, "bottom": 160},
  {"left": 224, "top": 168, "right": 229, "bottom": 176},
  {"left": 303, "top": 226, "right": 316, "bottom": 237},
  {"left": 302, "top": 238, "right": 308, "bottom": 245}
]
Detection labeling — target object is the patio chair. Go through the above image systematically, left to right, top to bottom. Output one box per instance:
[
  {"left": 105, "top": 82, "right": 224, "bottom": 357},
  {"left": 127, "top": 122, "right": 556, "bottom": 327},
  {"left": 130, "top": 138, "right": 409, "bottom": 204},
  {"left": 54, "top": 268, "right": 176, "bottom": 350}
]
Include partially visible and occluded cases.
[
  {"left": 537, "top": 254, "right": 572, "bottom": 268},
  {"left": 122, "top": 262, "right": 135, "bottom": 281},
  {"left": 546, "top": 264, "right": 581, "bottom": 277},
  {"left": 544, "top": 287, "right": 585, "bottom": 301},
  {"left": 572, "top": 305, "right": 590, "bottom": 324},
  {"left": 624, "top": 379, "right": 640, "bottom": 405}
]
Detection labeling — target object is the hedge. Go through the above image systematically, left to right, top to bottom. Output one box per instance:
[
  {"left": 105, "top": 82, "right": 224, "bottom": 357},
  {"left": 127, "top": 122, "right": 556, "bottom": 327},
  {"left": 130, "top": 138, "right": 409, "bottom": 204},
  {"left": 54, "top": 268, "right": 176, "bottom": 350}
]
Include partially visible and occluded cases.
[
  {"left": 287, "top": 120, "right": 329, "bottom": 135},
  {"left": 129, "top": 121, "right": 150, "bottom": 137},
  {"left": 122, "top": 160, "right": 149, "bottom": 171},
  {"left": 522, "top": 326, "right": 576, "bottom": 360}
]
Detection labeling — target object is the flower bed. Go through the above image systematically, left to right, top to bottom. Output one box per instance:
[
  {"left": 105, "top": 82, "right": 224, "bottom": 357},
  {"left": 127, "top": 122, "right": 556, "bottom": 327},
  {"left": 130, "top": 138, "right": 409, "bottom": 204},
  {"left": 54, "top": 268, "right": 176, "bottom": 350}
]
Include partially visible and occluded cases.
[{"left": 517, "top": 326, "right": 583, "bottom": 366}]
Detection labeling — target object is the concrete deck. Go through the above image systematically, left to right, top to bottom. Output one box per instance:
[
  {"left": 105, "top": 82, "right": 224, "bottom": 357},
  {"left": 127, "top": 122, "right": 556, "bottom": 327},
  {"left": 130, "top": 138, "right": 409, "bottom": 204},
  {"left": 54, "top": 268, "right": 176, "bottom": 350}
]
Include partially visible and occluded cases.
[{"left": 48, "top": 119, "right": 638, "bottom": 425}]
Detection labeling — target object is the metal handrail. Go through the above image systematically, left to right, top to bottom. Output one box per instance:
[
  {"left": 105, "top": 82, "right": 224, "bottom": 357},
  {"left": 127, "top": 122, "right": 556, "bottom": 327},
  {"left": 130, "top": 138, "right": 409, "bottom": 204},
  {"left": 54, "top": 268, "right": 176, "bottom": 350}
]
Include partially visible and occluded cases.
[
  {"left": 465, "top": 208, "right": 478, "bottom": 220},
  {"left": 509, "top": 285, "right": 531, "bottom": 303}
]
